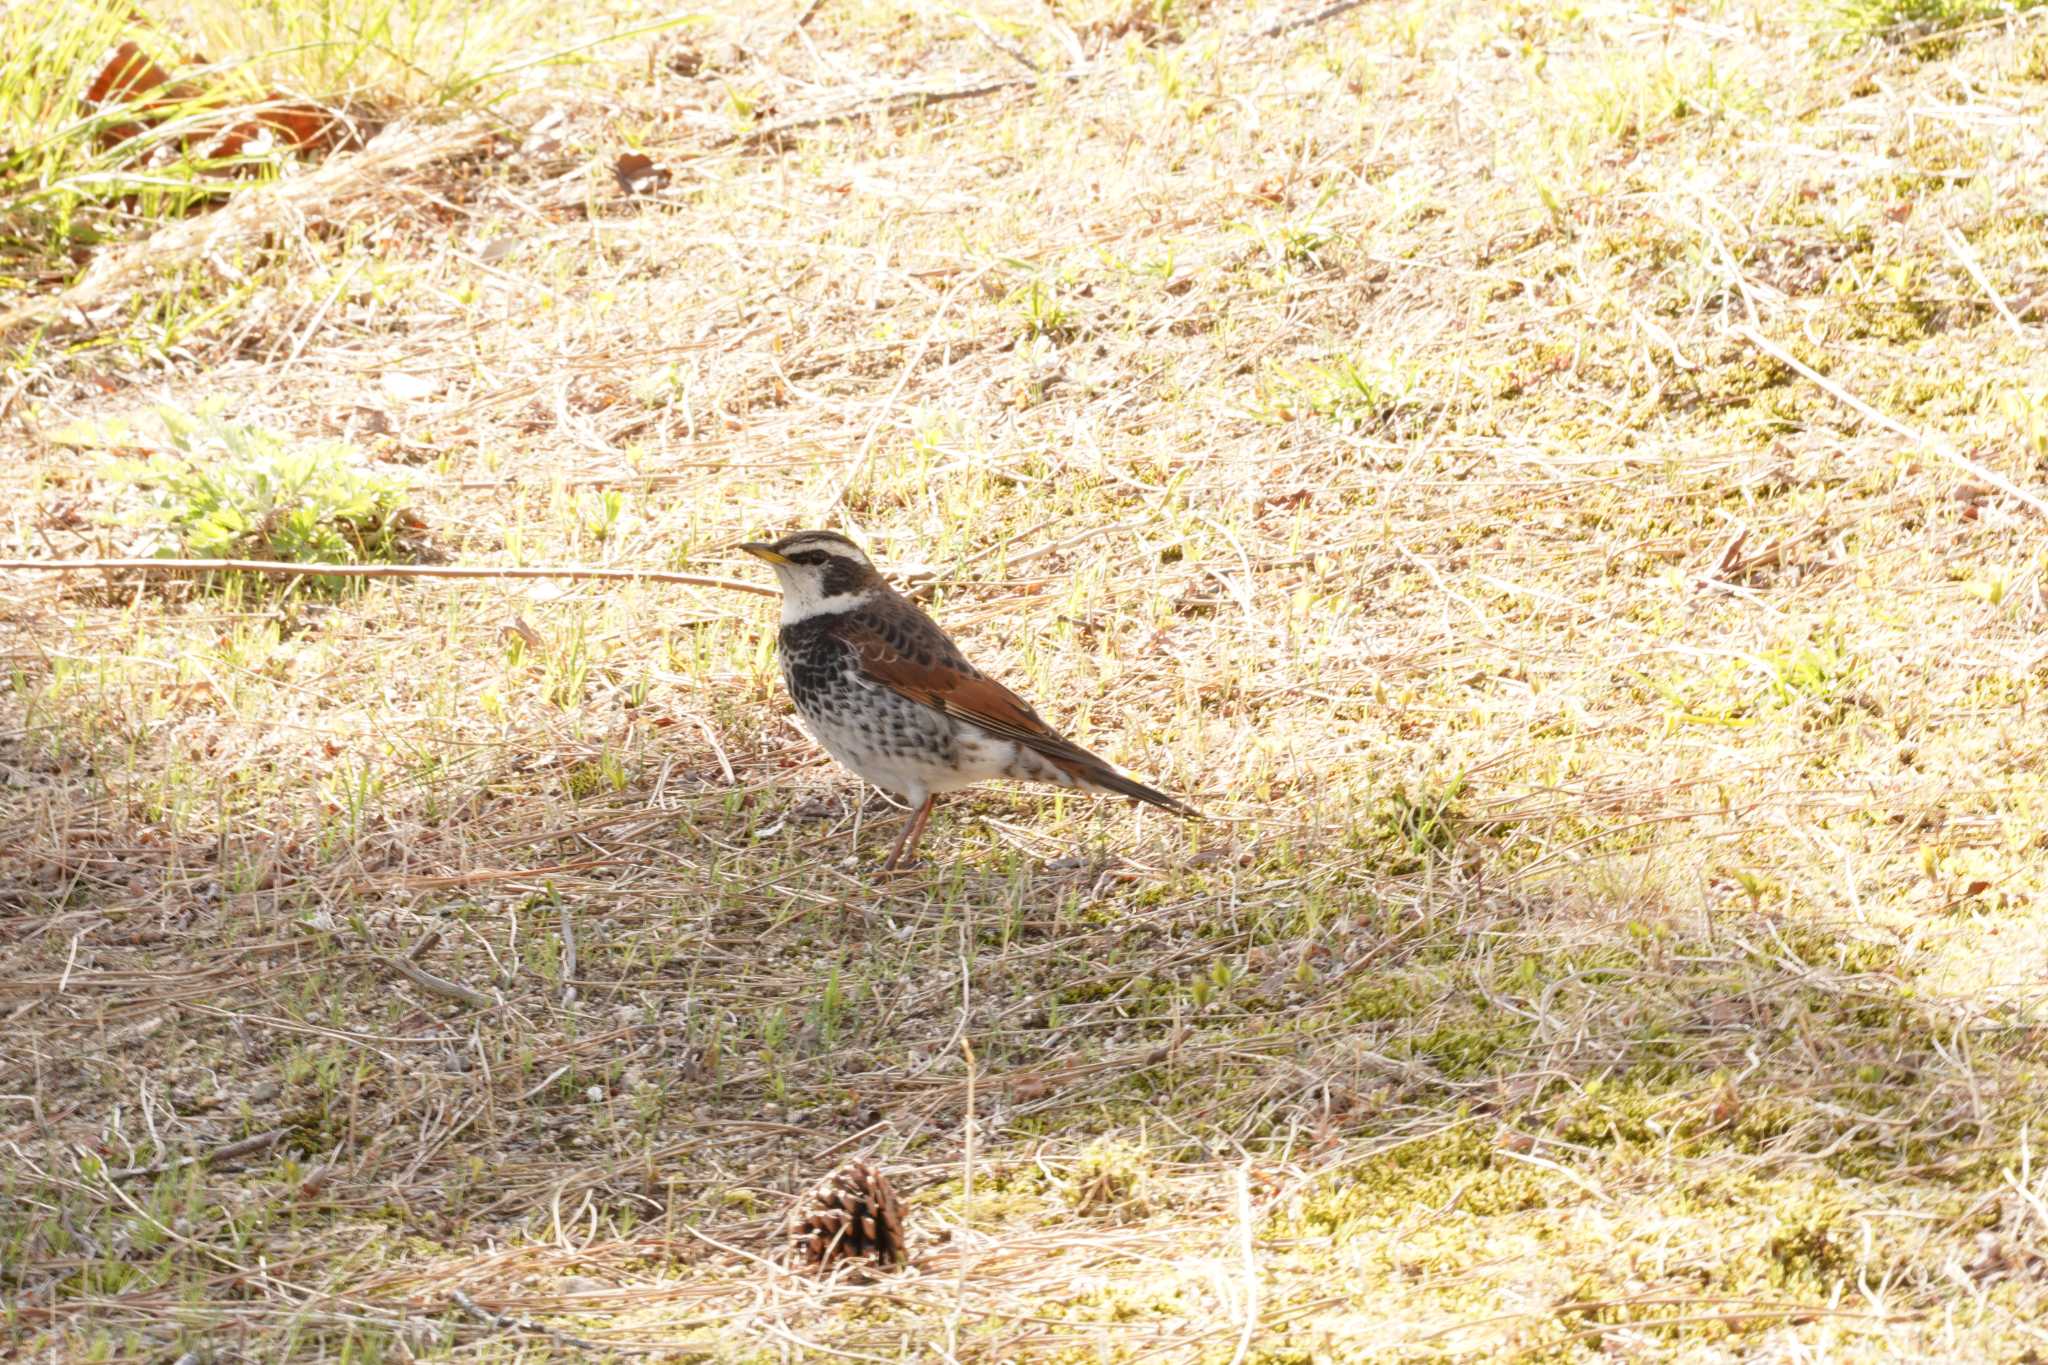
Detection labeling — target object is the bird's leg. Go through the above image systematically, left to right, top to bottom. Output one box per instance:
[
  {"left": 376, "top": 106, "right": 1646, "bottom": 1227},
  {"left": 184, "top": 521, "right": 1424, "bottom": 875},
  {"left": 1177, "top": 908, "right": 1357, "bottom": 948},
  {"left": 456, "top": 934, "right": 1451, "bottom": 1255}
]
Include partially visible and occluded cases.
[
  {"left": 882, "top": 796, "right": 935, "bottom": 870},
  {"left": 900, "top": 796, "right": 936, "bottom": 864}
]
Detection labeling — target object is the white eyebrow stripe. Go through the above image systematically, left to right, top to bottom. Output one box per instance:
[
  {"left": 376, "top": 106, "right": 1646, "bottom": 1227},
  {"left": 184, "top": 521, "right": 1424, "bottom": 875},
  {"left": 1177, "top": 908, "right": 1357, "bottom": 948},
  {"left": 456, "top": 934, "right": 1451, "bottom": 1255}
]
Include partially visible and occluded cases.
[{"left": 781, "top": 538, "right": 866, "bottom": 560}]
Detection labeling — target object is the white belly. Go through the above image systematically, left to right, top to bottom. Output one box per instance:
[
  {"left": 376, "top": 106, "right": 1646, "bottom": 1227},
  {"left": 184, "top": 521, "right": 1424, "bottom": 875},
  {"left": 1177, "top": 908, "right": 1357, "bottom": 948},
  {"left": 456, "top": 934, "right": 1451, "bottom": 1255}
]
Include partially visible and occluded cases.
[{"left": 799, "top": 710, "right": 1076, "bottom": 802}]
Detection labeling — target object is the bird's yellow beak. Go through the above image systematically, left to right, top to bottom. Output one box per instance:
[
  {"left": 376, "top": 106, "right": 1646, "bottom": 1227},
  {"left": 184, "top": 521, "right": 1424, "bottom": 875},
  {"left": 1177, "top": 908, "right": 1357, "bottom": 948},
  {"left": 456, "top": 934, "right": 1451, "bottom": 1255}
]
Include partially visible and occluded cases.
[{"left": 740, "top": 542, "right": 790, "bottom": 565}]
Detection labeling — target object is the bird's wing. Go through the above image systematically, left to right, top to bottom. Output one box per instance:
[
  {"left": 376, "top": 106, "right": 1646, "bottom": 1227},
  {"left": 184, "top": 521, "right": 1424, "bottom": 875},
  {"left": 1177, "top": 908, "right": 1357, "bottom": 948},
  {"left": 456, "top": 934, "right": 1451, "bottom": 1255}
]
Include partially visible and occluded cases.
[
  {"left": 823, "top": 601, "right": 1198, "bottom": 817},
  {"left": 824, "top": 610, "right": 1082, "bottom": 757}
]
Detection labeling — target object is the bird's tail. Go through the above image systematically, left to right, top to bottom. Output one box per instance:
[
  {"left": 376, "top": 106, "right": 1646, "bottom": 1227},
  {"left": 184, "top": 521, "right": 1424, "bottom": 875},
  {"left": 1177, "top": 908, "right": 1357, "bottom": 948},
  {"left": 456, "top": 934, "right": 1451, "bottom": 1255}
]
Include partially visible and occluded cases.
[{"left": 1068, "top": 756, "right": 1201, "bottom": 819}]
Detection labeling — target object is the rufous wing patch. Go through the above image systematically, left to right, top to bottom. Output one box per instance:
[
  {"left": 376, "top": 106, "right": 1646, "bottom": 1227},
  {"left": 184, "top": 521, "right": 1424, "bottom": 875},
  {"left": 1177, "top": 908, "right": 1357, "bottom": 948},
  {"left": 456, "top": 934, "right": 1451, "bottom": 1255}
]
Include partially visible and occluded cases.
[
  {"left": 824, "top": 609, "right": 1195, "bottom": 816},
  {"left": 829, "top": 616, "right": 1090, "bottom": 760}
]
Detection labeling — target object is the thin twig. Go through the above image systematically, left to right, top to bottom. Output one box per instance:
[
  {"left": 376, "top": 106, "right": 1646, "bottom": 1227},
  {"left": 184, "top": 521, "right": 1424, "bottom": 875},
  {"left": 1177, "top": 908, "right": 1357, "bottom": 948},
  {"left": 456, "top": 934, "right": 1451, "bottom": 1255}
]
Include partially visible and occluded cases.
[
  {"left": 736, "top": 0, "right": 1375, "bottom": 152},
  {"left": 1252, "top": 0, "right": 1373, "bottom": 39},
  {"left": 963, "top": 13, "right": 1042, "bottom": 75},
  {"left": 732, "top": 74, "right": 1067, "bottom": 148},
  {"left": 1942, "top": 226, "right": 2030, "bottom": 340},
  {"left": 1735, "top": 326, "right": 2048, "bottom": 520},
  {"left": 0, "top": 557, "right": 775, "bottom": 596},
  {"left": 558, "top": 904, "right": 578, "bottom": 1005},
  {"left": 944, "top": 919, "right": 980, "bottom": 1360},
  {"left": 379, "top": 953, "right": 497, "bottom": 1010},
  {"left": 959, "top": 1036, "right": 977, "bottom": 1223},
  {"left": 517, "top": 1065, "right": 573, "bottom": 1104},
  {"left": 810, "top": 1119, "right": 892, "bottom": 1162},
  {"left": 108, "top": 1127, "right": 291, "bottom": 1183},
  {"left": 1228, "top": 1161, "right": 1260, "bottom": 1365},
  {"left": 678, "top": 1220, "right": 806, "bottom": 1279},
  {"left": 451, "top": 1288, "right": 602, "bottom": 1352},
  {"left": 1419, "top": 1301, "right": 1916, "bottom": 1348}
]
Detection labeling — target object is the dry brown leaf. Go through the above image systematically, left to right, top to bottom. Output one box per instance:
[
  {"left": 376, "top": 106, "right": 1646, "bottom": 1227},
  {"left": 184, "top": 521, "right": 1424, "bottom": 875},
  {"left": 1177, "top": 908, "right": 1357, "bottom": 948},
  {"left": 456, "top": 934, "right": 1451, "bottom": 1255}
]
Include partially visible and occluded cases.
[{"left": 614, "top": 151, "right": 673, "bottom": 195}]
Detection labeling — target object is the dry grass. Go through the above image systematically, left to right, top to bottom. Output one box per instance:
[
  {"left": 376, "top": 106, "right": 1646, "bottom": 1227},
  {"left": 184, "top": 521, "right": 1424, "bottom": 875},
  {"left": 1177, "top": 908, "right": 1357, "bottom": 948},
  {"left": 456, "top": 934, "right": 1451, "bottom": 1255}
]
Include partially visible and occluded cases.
[{"left": 8, "top": 0, "right": 2048, "bottom": 1359}]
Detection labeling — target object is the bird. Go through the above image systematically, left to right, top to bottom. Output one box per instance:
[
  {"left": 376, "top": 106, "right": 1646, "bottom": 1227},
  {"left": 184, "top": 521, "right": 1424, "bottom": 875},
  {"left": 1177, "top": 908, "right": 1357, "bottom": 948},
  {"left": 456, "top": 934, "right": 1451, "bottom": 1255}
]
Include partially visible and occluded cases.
[{"left": 740, "top": 530, "right": 1196, "bottom": 868}]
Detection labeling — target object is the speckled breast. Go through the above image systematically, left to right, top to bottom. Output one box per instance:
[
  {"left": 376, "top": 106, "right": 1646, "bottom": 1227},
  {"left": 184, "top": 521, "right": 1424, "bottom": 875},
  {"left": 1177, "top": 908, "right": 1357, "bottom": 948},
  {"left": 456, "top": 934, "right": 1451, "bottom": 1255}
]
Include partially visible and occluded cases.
[{"left": 778, "top": 623, "right": 957, "bottom": 769}]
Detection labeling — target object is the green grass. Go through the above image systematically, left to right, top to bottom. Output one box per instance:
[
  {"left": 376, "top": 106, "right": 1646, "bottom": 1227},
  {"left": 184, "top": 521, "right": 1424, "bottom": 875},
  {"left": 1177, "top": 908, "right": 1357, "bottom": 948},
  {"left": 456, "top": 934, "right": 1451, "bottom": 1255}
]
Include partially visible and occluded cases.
[
  {"left": 0, "top": 0, "right": 689, "bottom": 293},
  {"left": 8, "top": 0, "right": 2048, "bottom": 1358},
  {"left": 1824, "top": 0, "right": 2048, "bottom": 44},
  {"left": 97, "top": 402, "right": 424, "bottom": 585}
]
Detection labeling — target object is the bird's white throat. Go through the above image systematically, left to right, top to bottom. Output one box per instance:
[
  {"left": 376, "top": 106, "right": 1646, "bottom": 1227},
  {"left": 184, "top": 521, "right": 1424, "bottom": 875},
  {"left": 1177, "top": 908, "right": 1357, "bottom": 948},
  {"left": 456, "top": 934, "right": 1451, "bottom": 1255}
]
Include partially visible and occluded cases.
[{"left": 778, "top": 584, "right": 876, "bottom": 625}]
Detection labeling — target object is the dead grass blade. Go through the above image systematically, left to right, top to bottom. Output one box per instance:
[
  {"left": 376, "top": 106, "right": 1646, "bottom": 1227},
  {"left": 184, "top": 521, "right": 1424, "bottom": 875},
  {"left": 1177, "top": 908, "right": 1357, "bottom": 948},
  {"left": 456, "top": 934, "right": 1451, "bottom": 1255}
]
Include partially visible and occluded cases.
[
  {"left": 0, "top": 118, "right": 494, "bottom": 342},
  {"left": 0, "top": 556, "right": 774, "bottom": 595}
]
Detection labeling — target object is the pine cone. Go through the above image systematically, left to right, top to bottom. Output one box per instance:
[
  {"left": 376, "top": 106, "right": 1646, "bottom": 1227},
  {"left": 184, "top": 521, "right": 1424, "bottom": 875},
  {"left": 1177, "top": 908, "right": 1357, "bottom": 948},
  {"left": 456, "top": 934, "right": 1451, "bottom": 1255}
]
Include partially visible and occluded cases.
[{"left": 789, "top": 1160, "right": 907, "bottom": 1271}]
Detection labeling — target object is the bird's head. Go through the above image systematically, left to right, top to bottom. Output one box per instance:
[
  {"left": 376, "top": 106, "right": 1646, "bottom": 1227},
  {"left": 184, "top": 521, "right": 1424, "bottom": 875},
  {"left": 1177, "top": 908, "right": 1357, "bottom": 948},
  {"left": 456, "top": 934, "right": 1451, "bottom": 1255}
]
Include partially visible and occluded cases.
[{"left": 740, "top": 530, "right": 884, "bottom": 621}]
